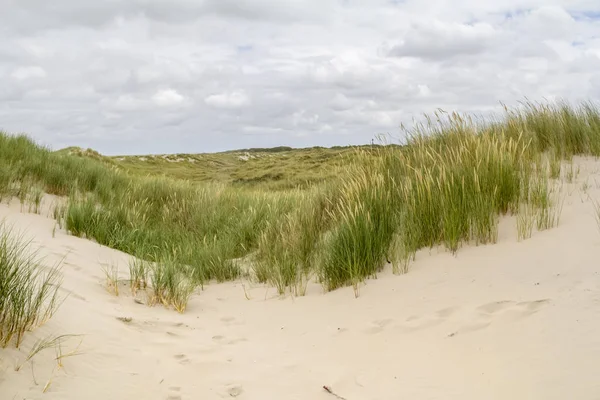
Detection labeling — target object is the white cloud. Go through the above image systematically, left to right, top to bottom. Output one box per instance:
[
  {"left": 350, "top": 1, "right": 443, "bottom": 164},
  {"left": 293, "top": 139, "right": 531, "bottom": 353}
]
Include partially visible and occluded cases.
[
  {"left": 1, "top": 1, "right": 600, "bottom": 154},
  {"left": 524, "top": 6, "right": 577, "bottom": 39},
  {"left": 389, "top": 21, "right": 498, "bottom": 59},
  {"left": 11, "top": 66, "right": 47, "bottom": 80},
  {"left": 417, "top": 84, "right": 431, "bottom": 98},
  {"left": 152, "top": 89, "right": 185, "bottom": 107},
  {"left": 205, "top": 91, "right": 250, "bottom": 109},
  {"left": 331, "top": 93, "right": 353, "bottom": 111},
  {"left": 114, "top": 94, "right": 146, "bottom": 111},
  {"left": 292, "top": 110, "right": 320, "bottom": 127}
]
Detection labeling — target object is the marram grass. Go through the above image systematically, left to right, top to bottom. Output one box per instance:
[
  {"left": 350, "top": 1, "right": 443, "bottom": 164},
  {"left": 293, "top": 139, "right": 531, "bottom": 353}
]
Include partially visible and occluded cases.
[
  {"left": 1, "top": 99, "right": 599, "bottom": 301},
  {"left": 0, "top": 221, "right": 62, "bottom": 348}
]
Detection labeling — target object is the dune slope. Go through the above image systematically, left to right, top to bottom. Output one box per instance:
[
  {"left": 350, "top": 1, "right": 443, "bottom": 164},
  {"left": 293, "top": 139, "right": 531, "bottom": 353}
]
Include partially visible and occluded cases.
[{"left": 2, "top": 158, "right": 600, "bottom": 400}]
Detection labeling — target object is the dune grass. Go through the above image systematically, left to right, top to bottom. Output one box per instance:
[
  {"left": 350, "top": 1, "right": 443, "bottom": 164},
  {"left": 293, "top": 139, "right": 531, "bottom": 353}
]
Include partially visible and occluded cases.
[
  {"left": 1, "top": 99, "right": 599, "bottom": 303},
  {"left": 309, "top": 101, "right": 600, "bottom": 293},
  {"left": 62, "top": 142, "right": 365, "bottom": 191},
  {"left": 253, "top": 187, "right": 335, "bottom": 295},
  {"left": 0, "top": 221, "right": 62, "bottom": 348},
  {"left": 146, "top": 254, "right": 195, "bottom": 313}
]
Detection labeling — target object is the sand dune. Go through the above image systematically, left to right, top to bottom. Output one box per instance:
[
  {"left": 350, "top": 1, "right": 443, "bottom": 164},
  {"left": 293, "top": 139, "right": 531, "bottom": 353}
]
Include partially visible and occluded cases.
[{"left": 3, "top": 158, "right": 600, "bottom": 400}]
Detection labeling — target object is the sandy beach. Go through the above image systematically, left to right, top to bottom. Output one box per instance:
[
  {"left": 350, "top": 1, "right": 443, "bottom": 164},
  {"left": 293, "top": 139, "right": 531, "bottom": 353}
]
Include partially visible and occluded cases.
[{"left": 2, "top": 158, "right": 600, "bottom": 400}]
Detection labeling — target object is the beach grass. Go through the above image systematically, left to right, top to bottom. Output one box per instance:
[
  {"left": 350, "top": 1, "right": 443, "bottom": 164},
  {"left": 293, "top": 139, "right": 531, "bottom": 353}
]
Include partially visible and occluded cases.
[
  {"left": 1, "top": 99, "right": 599, "bottom": 303},
  {"left": 0, "top": 221, "right": 62, "bottom": 348}
]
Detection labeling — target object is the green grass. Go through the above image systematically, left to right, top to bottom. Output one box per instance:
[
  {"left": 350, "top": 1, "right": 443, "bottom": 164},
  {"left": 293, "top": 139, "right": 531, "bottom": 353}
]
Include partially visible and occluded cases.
[
  {"left": 1, "top": 99, "right": 599, "bottom": 304},
  {"left": 312, "top": 102, "right": 598, "bottom": 292},
  {"left": 62, "top": 144, "right": 374, "bottom": 191},
  {"left": 319, "top": 161, "right": 396, "bottom": 295},
  {"left": 253, "top": 187, "right": 335, "bottom": 295},
  {"left": 0, "top": 221, "right": 62, "bottom": 348},
  {"left": 147, "top": 253, "right": 195, "bottom": 313},
  {"left": 128, "top": 257, "right": 149, "bottom": 296}
]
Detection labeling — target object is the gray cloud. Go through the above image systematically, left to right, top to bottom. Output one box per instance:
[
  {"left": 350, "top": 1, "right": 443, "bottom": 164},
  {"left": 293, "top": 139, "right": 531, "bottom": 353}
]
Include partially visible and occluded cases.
[
  {"left": 1, "top": 0, "right": 600, "bottom": 154},
  {"left": 388, "top": 21, "right": 498, "bottom": 60}
]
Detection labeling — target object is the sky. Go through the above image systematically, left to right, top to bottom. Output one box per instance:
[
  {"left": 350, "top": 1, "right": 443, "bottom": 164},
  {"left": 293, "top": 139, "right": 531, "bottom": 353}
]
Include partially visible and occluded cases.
[{"left": 1, "top": 1, "right": 600, "bottom": 155}]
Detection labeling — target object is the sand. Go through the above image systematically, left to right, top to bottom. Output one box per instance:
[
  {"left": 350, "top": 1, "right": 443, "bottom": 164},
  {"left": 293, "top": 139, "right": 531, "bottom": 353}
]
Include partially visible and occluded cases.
[{"left": 2, "top": 157, "right": 600, "bottom": 400}]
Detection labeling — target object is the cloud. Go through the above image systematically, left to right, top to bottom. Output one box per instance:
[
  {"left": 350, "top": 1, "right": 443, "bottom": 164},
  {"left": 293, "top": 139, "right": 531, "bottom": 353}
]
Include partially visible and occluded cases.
[
  {"left": 1, "top": 0, "right": 600, "bottom": 154},
  {"left": 200, "top": 0, "right": 337, "bottom": 23},
  {"left": 523, "top": 5, "right": 577, "bottom": 39},
  {"left": 388, "top": 21, "right": 498, "bottom": 60},
  {"left": 11, "top": 66, "right": 47, "bottom": 80},
  {"left": 152, "top": 89, "right": 185, "bottom": 107},
  {"left": 205, "top": 91, "right": 250, "bottom": 109},
  {"left": 330, "top": 93, "right": 353, "bottom": 111},
  {"left": 113, "top": 94, "right": 146, "bottom": 112},
  {"left": 292, "top": 110, "right": 320, "bottom": 128}
]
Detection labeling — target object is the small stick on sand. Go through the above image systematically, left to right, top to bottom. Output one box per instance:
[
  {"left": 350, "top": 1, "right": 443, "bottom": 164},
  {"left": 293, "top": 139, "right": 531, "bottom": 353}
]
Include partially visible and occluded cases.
[{"left": 323, "top": 385, "right": 348, "bottom": 400}]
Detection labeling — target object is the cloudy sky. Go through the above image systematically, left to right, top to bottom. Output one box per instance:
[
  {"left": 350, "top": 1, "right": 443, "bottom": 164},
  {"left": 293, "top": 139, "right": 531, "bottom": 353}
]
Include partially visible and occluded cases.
[{"left": 1, "top": 1, "right": 600, "bottom": 155}]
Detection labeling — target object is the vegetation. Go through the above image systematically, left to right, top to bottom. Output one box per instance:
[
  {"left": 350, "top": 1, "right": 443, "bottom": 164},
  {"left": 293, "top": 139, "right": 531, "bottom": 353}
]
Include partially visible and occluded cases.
[
  {"left": 1, "top": 99, "right": 599, "bottom": 307},
  {"left": 60, "top": 144, "right": 369, "bottom": 191},
  {"left": 0, "top": 221, "right": 62, "bottom": 348}
]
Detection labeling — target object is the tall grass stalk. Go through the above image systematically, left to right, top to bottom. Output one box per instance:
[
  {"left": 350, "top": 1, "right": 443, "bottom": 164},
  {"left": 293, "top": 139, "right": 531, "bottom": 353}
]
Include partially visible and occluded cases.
[
  {"left": 319, "top": 163, "right": 395, "bottom": 294},
  {"left": 254, "top": 189, "right": 331, "bottom": 295},
  {"left": 536, "top": 190, "right": 564, "bottom": 231},
  {"left": 516, "top": 203, "right": 536, "bottom": 241},
  {"left": 0, "top": 221, "right": 62, "bottom": 348},
  {"left": 387, "top": 230, "right": 411, "bottom": 275},
  {"left": 147, "top": 253, "right": 195, "bottom": 313},
  {"left": 128, "top": 257, "right": 150, "bottom": 296},
  {"left": 101, "top": 263, "right": 120, "bottom": 296}
]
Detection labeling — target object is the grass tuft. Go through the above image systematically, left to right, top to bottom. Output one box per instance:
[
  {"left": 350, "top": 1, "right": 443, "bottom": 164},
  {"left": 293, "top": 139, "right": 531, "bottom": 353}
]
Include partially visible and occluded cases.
[
  {"left": 0, "top": 221, "right": 63, "bottom": 348},
  {"left": 147, "top": 253, "right": 195, "bottom": 313},
  {"left": 101, "top": 263, "right": 120, "bottom": 296}
]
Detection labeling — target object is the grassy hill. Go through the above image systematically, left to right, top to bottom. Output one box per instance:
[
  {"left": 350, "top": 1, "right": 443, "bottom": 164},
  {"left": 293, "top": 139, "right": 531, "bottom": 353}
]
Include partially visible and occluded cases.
[
  {"left": 2, "top": 99, "right": 600, "bottom": 312},
  {"left": 59, "top": 145, "right": 388, "bottom": 190}
]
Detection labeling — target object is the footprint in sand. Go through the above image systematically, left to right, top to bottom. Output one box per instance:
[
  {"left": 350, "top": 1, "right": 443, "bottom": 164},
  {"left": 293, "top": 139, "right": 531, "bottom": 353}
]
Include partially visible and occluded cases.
[
  {"left": 448, "top": 299, "right": 551, "bottom": 337},
  {"left": 477, "top": 299, "right": 550, "bottom": 318},
  {"left": 506, "top": 299, "right": 551, "bottom": 319},
  {"left": 516, "top": 299, "right": 550, "bottom": 313},
  {"left": 477, "top": 300, "right": 515, "bottom": 314},
  {"left": 403, "top": 306, "right": 458, "bottom": 332},
  {"left": 435, "top": 307, "right": 457, "bottom": 318},
  {"left": 401, "top": 314, "right": 446, "bottom": 332},
  {"left": 220, "top": 316, "right": 244, "bottom": 327},
  {"left": 365, "top": 318, "right": 394, "bottom": 334},
  {"left": 449, "top": 321, "right": 492, "bottom": 336},
  {"left": 173, "top": 322, "right": 193, "bottom": 330},
  {"left": 212, "top": 335, "right": 247, "bottom": 346},
  {"left": 226, "top": 338, "right": 248, "bottom": 345},
  {"left": 173, "top": 354, "right": 191, "bottom": 365},
  {"left": 225, "top": 385, "right": 243, "bottom": 398},
  {"left": 166, "top": 386, "right": 182, "bottom": 400}
]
